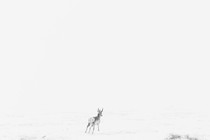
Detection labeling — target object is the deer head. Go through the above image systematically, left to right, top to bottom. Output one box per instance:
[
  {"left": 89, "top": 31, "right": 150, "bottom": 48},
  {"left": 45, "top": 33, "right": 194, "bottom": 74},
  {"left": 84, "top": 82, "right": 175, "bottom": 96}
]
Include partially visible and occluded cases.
[{"left": 97, "top": 108, "right": 103, "bottom": 117}]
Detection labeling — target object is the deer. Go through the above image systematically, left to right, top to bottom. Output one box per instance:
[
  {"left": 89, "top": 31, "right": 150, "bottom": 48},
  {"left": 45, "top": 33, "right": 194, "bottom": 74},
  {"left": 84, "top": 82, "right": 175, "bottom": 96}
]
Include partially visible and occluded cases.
[{"left": 85, "top": 108, "right": 103, "bottom": 134}]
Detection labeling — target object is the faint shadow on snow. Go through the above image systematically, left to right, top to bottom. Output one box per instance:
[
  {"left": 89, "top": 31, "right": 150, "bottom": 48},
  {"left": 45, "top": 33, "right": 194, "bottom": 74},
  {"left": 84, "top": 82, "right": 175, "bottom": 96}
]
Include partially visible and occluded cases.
[
  {"left": 165, "top": 134, "right": 199, "bottom": 140},
  {"left": 19, "top": 136, "right": 38, "bottom": 140}
]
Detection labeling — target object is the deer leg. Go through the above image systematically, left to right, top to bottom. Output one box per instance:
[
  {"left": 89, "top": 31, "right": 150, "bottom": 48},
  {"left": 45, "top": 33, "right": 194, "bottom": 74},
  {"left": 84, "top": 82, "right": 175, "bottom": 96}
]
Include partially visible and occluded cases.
[
  {"left": 85, "top": 123, "right": 90, "bottom": 133},
  {"left": 98, "top": 124, "right": 100, "bottom": 131},
  {"left": 88, "top": 125, "right": 92, "bottom": 133},
  {"left": 92, "top": 125, "right": 95, "bottom": 134}
]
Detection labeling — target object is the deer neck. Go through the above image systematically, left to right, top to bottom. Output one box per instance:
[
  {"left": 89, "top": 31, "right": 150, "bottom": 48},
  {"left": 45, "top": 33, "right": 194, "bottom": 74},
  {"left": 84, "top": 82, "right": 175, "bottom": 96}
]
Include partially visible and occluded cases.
[{"left": 94, "top": 114, "right": 101, "bottom": 121}]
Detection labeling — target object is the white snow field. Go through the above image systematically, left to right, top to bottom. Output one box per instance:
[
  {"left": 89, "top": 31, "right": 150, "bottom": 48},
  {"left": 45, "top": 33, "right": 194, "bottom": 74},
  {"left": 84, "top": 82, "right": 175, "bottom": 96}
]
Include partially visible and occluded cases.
[{"left": 0, "top": 110, "right": 210, "bottom": 140}]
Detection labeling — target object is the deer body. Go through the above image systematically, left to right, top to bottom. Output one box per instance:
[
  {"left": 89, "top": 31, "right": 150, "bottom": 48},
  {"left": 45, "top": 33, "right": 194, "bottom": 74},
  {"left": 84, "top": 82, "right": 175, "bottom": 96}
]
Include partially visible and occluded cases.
[{"left": 85, "top": 109, "right": 103, "bottom": 134}]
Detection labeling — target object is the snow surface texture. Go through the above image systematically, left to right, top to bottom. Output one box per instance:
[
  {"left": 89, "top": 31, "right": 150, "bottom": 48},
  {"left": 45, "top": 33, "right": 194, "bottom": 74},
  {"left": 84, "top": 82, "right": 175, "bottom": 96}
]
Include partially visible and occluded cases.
[{"left": 0, "top": 111, "right": 209, "bottom": 140}]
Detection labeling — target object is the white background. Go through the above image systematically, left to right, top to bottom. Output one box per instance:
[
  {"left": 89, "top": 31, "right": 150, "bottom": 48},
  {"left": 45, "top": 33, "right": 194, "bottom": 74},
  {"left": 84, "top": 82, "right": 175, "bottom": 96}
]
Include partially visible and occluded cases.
[{"left": 0, "top": 0, "right": 209, "bottom": 115}]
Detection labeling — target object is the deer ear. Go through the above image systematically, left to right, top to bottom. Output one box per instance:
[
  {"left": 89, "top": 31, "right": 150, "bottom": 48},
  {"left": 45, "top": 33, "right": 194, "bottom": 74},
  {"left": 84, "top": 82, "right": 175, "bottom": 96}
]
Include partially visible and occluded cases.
[{"left": 101, "top": 108, "right": 103, "bottom": 112}]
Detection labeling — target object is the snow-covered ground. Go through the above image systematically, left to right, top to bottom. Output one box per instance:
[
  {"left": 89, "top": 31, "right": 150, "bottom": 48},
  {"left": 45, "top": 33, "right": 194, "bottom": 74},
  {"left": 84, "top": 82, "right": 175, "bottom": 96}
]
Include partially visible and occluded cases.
[{"left": 0, "top": 110, "right": 209, "bottom": 140}]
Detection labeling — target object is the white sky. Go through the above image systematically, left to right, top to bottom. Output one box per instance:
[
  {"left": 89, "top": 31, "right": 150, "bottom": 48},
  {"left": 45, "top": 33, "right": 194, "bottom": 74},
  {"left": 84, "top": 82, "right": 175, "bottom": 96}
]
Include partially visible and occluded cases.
[{"left": 0, "top": 0, "right": 209, "bottom": 115}]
